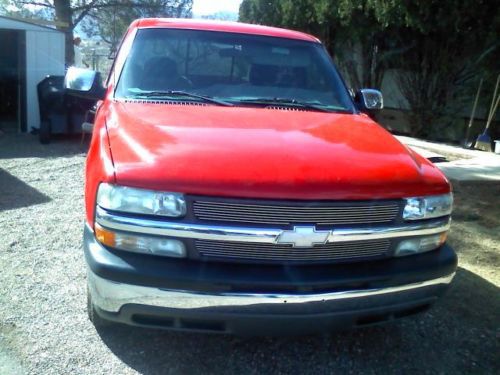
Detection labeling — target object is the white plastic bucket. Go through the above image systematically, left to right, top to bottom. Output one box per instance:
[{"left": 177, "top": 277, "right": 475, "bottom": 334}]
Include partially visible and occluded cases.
[{"left": 495, "top": 140, "right": 500, "bottom": 154}]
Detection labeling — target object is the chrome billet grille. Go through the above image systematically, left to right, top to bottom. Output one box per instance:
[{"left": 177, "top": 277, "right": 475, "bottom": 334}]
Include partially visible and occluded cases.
[
  {"left": 193, "top": 201, "right": 400, "bottom": 225},
  {"left": 195, "top": 239, "right": 391, "bottom": 263}
]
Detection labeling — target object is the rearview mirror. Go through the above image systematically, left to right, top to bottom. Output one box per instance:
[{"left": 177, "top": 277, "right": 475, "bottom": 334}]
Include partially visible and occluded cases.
[
  {"left": 64, "top": 67, "right": 105, "bottom": 100},
  {"left": 356, "top": 89, "right": 383, "bottom": 111}
]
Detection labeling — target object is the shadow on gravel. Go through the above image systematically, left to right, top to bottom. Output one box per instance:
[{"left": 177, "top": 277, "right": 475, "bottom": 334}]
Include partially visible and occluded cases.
[
  {"left": 0, "top": 133, "right": 87, "bottom": 159},
  {"left": 0, "top": 169, "right": 51, "bottom": 211},
  {"left": 96, "top": 267, "right": 499, "bottom": 374}
]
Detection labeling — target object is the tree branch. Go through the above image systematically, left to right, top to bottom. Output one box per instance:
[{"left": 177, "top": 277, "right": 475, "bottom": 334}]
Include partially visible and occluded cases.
[
  {"left": 17, "top": 0, "right": 54, "bottom": 8},
  {"left": 72, "top": 0, "right": 102, "bottom": 27},
  {"left": 72, "top": 1, "right": 135, "bottom": 12},
  {"left": 73, "top": 9, "right": 91, "bottom": 27}
]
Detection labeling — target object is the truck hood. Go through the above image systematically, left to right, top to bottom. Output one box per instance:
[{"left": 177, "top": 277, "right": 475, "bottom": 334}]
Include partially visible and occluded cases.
[{"left": 104, "top": 101, "right": 449, "bottom": 200}]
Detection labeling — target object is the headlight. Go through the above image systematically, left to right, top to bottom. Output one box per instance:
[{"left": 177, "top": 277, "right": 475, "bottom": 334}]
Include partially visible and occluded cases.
[
  {"left": 97, "top": 183, "right": 186, "bottom": 217},
  {"left": 403, "top": 193, "right": 453, "bottom": 220}
]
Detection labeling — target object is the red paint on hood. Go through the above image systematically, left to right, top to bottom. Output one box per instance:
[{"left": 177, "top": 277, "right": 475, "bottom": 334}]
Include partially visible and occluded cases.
[{"left": 104, "top": 101, "right": 449, "bottom": 200}]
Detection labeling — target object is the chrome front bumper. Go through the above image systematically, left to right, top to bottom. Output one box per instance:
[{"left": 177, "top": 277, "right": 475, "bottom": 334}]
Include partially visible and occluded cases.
[{"left": 88, "top": 269, "right": 455, "bottom": 313}]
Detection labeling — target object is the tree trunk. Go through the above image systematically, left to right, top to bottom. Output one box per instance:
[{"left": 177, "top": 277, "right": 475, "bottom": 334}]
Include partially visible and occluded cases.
[{"left": 53, "top": 0, "right": 74, "bottom": 66}]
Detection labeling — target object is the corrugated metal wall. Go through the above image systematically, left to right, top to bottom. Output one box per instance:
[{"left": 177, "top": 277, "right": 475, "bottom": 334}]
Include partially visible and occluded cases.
[
  {"left": 0, "top": 17, "right": 65, "bottom": 132},
  {"left": 25, "top": 30, "right": 65, "bottom": 131}
]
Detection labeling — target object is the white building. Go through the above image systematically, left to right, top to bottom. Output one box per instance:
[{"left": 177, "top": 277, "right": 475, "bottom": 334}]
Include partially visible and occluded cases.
[{"left": 0, "top": 16, "right": 65, "bottom": 133}]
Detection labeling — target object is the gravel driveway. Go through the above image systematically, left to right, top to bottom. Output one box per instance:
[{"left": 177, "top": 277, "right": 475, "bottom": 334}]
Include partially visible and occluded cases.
[{"left": 1, "top": 134, "right": 498, "bottom": 374}]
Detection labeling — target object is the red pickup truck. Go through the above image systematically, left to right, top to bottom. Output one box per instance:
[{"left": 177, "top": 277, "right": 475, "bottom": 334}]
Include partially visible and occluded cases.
[{"left": 65, "top": 19, "right": 456, "bottom": 335}]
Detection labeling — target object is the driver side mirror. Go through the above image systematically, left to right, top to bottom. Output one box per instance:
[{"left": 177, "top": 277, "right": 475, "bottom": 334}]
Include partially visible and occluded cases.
[
  {"left": 64, "top": 67, "right": 106, "bottom": 101},
  {"left": 355, "top": 89, "right": 384, "bottom": 111}
]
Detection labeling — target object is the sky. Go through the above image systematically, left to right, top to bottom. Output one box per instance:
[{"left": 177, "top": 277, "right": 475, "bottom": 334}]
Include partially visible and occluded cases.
[
  {"left": 4, "top": 0, "right": 244, "bottom": 37},
  {"left": 192, "top": 0, "right": 243, "bottom": 16},
  {"left": 6, "top": 1, "right": 243, "bottom": 18}
]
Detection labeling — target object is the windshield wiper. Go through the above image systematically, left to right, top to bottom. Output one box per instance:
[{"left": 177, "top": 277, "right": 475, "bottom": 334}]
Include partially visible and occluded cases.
[
  {"left": 132, "top": 90, "right": 234, "bottom": 107},
  {"left": 236, "top": 97, "right": 348, "bottom": 113}
]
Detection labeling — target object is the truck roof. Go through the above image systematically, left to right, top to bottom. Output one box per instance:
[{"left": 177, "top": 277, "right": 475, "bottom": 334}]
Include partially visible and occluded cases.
[{"left": 133, "top": 18, "right": 320, "bottom": 43}]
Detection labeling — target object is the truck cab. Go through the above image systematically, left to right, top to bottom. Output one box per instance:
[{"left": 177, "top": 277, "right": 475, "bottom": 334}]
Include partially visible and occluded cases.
[{"left": 67, "top": 19, "right": 456, "bottom": 335}]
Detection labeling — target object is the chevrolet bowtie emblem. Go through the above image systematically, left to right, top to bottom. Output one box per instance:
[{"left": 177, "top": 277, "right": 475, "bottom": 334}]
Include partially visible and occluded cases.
[{"left": 277, "top": 226, "right": 331, "bottom": 248}]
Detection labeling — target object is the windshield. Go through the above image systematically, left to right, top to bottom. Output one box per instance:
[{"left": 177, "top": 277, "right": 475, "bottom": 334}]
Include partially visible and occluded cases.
[{"left": 115, "top": 28, "right": 355, "bottom": 113}]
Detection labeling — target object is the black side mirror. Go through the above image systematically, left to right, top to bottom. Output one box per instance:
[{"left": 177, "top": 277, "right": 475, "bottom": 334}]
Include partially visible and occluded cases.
[
  {"left": 64, "top": 67, "right": 106, "bottom": 101},
  {"left": 355, "top": 89, "right": 384, "bottom": 111}
]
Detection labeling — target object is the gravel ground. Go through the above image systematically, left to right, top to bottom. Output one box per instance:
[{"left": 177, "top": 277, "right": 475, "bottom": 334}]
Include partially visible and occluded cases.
[{"left": 0, "top": 134, "right": 499, "bottom": 375}]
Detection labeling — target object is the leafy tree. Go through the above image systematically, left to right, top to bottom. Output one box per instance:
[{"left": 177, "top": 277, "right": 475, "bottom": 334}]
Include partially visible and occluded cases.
[
  {"left": 0, "top": 0, "right": 193, "bottom": 65},
  {"left": 239, "top": 0, "right": 500, "bottom": 138},
  {"left": 239, "top": 0, "right": 403, "bottom": 90},
  {"left": 239, "top": 0, "right": 283, "bottom": 27},
  {"left": 366, "top": 0, "right": 500, "bottom": 137},
  {"left": 80, "top": 1, "right": 192, "bottom": 50}
]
